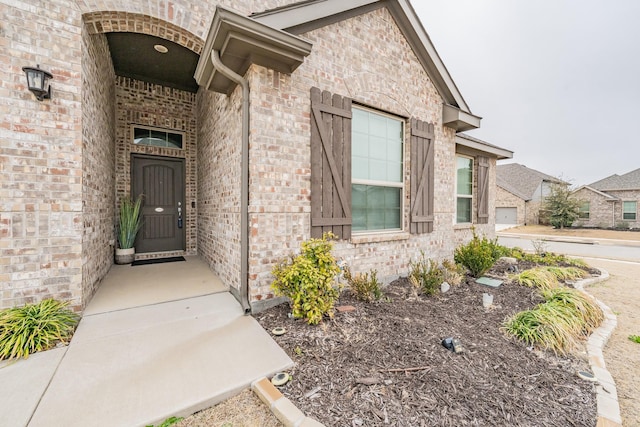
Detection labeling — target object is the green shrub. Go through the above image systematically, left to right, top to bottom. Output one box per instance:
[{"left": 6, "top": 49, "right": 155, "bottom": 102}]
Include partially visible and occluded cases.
[
  {"left": 454, "top": 231, "right": 505, "bottom": 277},
  {"left": 271, "top": 233, "right": 341, "bottom": 325},
  {"left": 408, "top": 252, "right": 443, "bottom": 296},
  {"left": 344, "top": 267, "right": 382, "bottom": 302},
  {"left": 0, "top": 299, "right": 80, "bottom": 360},
  {"left": 629, "top": 335, "right": 640, "bottom": 344}
]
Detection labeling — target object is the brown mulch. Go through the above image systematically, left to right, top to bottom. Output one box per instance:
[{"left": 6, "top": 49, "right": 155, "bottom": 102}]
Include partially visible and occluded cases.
[{"left": 256, "top": 262, "right": 598, "bottom": 427}]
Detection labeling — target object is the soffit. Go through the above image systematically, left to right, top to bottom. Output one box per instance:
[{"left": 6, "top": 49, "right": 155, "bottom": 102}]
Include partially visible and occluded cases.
[
  {"left": 194, "top": 7, "right": 313, "bottom": 95},
  {"left": 107, "top": 33, "right": 199, "bottom": 93}
]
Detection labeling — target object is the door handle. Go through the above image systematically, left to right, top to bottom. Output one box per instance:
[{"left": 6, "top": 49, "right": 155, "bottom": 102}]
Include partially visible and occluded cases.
[{"left": 177, "top": 202, "right": 183, "bottom": 228}]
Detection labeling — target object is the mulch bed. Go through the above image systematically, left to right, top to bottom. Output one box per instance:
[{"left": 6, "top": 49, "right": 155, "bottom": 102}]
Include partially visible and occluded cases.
[{"left": 255, "top": 261, "right": 598, "bottom": 426}]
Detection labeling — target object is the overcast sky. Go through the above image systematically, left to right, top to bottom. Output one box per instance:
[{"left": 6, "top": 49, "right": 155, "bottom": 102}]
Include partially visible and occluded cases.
[{"left": 412, "top": 0, "right": 639, "bottom": 186}]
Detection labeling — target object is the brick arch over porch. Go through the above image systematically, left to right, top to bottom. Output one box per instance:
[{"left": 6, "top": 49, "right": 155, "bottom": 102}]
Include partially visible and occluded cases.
[{"left": 83, "top": 11, "right": 204, "bottom": 54}]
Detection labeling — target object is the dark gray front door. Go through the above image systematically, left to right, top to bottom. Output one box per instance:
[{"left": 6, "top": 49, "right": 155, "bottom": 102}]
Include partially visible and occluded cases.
[{"left": 132, "top": 155, "right": 185, "bottom": 253}]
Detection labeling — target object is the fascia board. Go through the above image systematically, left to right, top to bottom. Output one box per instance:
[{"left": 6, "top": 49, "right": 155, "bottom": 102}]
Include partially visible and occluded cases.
[
  {"left": 252, "top": 0, "right": 379, "bottom": 29},
  {"left": 456, "top": 135, "right": 513, "bottom": 160}
]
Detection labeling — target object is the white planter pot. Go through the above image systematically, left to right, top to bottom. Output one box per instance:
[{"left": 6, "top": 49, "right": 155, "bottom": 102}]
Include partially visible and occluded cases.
[{"left": 115, "top": 247, "right": 135, "bottom": 265}]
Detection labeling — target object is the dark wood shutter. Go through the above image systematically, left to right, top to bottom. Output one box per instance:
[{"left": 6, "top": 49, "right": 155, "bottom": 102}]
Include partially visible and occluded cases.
[
  {"left": 310, "top": 87, "right": 352, "bottom": 239},
  {"left": 410, "top": 118, "right": 435, "bottom": 234},
  {"left": 477, "top": 156, "right": 490, "bottom": 224}
]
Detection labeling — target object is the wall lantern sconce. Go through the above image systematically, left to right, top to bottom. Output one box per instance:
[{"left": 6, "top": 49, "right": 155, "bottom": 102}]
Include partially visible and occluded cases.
[{"left": 22, "top": 65, "right": 53, "bottom": 101}]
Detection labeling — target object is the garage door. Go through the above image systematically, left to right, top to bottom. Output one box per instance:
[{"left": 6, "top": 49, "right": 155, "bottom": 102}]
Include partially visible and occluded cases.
[{"left": 496, "top": 207, "right": 517, "bottom": 224}]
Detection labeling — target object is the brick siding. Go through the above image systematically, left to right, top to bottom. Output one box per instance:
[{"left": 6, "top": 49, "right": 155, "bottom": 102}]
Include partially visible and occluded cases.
[
  {"left": 1, "top": 0, "right": 84, "bottom": 310},
  {"left": 81, "top": 27, "right": 116, "bottom": 307},
  {"left": 495, "top": 186, "right": 526, "bottom": 225}
]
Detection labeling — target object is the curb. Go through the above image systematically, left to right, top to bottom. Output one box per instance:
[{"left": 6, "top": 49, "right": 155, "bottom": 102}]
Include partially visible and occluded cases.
[
  {"left": 497, "top": 232, "right": 640, "bottom": 248},
  {"left": 575, "top": 269, "right": 623, "bottom": 427},
  {"left": 252, "top": 377, "right": 325, "bottom": 427}
]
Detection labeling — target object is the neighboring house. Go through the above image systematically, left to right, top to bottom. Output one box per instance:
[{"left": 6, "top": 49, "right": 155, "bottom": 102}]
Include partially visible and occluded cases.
[
  {"left": 2, "top": 0, "right": 512, "bottom": 312},
  {"left": 496, "top": 164, "right": 569, "bottom": 226},
  {"left": 573, "top": 168, "right": 640, "bottom": 229}
]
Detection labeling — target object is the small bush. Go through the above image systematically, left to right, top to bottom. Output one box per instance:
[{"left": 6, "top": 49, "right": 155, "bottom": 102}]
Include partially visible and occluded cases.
[
  {"left": 454, "top": 231, "right": 505, "bottom": 277},
  {"left": 271, "top": 233, "right": 341, "bottom": 325},
  {"left": 505, "top": 247, "right": 589, "bottom": 268},
  {"left": 408, "top": 252, "right": 443, "bottom": 296},
  {"left": 441, "top": 259, "right": 465, "bottom": 286},
  {"left": 344, "top": 267, "right": 382, "bottom": 302},
  {"left": 0, "top": 299, "right": 80, "bottom": 360},
  {"left": 629, "top": 335, "right": 640, "bottom": 344}
]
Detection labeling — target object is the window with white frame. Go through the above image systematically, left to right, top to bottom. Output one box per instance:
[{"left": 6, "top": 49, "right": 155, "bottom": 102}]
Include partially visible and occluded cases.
[
  {"left": 351, "top": 107, "right": 404, "bottom": 232},
  {"left": 456, "top": 156, "right": 473, "bottom": 223},
  {"left": 623, "top": 201, "right": 637, "bottom": 220},
  {"left": 579, "top": 202, "right": 590, "bottom": 219}
]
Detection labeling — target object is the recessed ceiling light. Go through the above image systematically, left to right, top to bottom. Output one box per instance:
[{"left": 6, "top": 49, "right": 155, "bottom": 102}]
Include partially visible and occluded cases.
[{"left": 154, "top": 44, "right": 168, "bottom": 54}]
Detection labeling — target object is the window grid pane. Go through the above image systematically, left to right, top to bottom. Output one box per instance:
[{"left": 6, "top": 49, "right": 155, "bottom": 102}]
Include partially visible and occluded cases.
[
  {"left": 351, "top": 107, "right": 404, "bottom": 233},
  {"left": 133, "top": 127, "right": 183, "bottom": 149},
  {"left": 456, "top": 156, "right": 473, "bottom": 223},
  {"left": 623, "top": 201, "right": 637, "bottom": 220}
]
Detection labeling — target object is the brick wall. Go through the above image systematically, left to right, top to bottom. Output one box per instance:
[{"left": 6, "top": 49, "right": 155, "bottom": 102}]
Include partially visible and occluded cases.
[
  {"left": 1, "top": 0, "right": 84, "bottom": 310},
  {"left": 77, "top": 0, "right": 296, "bottom": 41},
  {"left": 245, "top": 8, "right": 497, "bottom": 304},
  {"left": 80, "top": 26, "right": 116, "bottom": 307},
  {"left": 114, "top": 77, "right": 198, "bottom": 256},
  {"left": 195, "top": 84, "right": 243, "bottom": 292},
  {"left": 496, "top": 186, "right": 526, "bottom": 225},
  {"left": 609, "top": 190, "right": 640, "bottom": 229}
]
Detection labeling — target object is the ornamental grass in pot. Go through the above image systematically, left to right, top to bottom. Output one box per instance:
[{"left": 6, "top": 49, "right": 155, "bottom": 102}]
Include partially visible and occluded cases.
[{"left": 115, "top": 195, "right": 143, "bottom": 265}]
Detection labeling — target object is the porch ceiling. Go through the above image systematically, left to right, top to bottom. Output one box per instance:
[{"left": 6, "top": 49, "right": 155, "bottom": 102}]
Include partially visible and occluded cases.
[{"left": 106, "top": 32, "right": 199, "bottom": 93}]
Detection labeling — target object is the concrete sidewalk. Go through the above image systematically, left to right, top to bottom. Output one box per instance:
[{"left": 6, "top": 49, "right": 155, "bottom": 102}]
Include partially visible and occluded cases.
[{"left": 0, "top": 292, "right": 293, "bottom": 427}]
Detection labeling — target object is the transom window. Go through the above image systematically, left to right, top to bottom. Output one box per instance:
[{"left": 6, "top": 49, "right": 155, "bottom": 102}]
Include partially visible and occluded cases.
[
  {"left": 351, "top": 107, "right": 404, "bottom": 232},
  {"left": 133, "top": 126, "right": 183, "bottom": 149},
  {"left": 456, "top": 156, "right": 473, "bottom": 223},
  {"left": 623, "top": 201, "right": 637, "bottom": 220},
  {"left": 579, "top": 202, "right": 590, "bottom": 219}
]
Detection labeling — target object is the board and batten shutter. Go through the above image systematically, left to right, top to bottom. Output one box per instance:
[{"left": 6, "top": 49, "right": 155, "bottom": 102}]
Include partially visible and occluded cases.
[
  {"left": 310, "top": 87, "right": 352, "bottom": 239},
  {"left": 410, "top": 118, "right": 435, "bottom": 234},
  {"left": 477, "top": 156, "right": 490, "bottom": 224}
]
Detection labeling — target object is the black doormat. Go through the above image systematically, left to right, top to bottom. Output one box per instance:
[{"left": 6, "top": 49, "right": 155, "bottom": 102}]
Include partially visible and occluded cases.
[{"left": 131, "top": 256, "right": 186, "bottom": 266}]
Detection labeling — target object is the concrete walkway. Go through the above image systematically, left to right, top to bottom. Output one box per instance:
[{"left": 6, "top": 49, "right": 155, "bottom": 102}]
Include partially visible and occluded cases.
[{"left": 0, "top": 259, "right": 293, "bottom": 427}]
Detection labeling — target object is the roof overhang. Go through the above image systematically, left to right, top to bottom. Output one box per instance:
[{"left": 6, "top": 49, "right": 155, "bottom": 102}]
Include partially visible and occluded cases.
[
  {"left": 194, "top": 7, "right": 313, "bottom": 95},
  {"left": 444, "top": 104, "right": 481, "bottom": 132},
  {"left": 455, "top": 134, "right": 512, "bottom": 160},
  {"left": 573, "top": 185, "right": 620, "bottom": 201}
]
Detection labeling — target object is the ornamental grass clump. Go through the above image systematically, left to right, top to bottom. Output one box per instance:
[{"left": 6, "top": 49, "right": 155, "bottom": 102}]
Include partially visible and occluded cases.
[
  {"left": 271, "top": 233, "right": 341, "bottom": 325},
  {"left": 540, "top": 266, "right": 588, "bottom": 282},
  {"left": 344, "top": 267, "right": 383, "bottom": 302},
  {"left": 510, "top": 268, "right": 559, "bottom": 291},
  {"left": 503, "top": 287, "right": 603, "bottom": 354},
  {"left": 541, "top": 287, "right": 604, "bottom": 334},
  {"left": 0, "top": 299, "right": 79, "bottom": 360}
]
